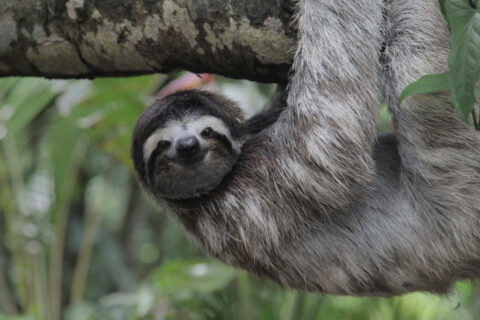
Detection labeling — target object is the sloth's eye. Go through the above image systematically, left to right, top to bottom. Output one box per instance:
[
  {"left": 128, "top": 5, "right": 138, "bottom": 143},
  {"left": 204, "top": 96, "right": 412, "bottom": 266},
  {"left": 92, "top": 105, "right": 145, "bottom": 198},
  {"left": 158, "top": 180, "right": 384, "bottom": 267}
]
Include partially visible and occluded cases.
[
  {"left": 201, "top": 127, "right": 213, "bottom": 137},
  {"left": 157, "top": 140, "right": 171, "bottom": 149}
]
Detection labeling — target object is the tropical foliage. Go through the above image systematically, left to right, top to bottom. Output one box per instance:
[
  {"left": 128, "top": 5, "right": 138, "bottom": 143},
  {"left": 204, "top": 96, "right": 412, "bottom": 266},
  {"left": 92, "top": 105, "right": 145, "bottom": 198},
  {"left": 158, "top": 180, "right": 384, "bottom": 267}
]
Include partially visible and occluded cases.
[{"left": 0, "top": 75, "right": 478, "bottom": 320}]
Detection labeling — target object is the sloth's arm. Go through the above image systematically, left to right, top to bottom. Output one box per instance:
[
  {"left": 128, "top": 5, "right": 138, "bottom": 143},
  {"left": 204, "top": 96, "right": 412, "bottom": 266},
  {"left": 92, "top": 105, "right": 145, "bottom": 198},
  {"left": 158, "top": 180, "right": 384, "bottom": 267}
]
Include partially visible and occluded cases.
[
  {"left": 236, "top": 0, "right": 385, "bottom": 212},
  {"left": 282, "top": 0, "right": 384, "bottom": 206}
]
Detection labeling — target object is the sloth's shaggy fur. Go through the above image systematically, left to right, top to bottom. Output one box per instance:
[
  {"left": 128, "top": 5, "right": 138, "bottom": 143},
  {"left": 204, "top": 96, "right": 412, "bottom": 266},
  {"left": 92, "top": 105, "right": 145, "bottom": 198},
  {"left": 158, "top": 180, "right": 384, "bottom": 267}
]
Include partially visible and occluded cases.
[{"left": 132, "top": 0, "right": 480, "bottom": 296}]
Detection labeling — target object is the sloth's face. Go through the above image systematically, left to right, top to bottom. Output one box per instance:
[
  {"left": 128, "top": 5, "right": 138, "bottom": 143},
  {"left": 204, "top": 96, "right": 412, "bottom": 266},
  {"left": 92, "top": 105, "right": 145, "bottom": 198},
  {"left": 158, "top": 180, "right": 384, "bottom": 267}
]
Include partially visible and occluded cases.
[{"left": 141, "top": 114, "right": 241, "bottom": 200}]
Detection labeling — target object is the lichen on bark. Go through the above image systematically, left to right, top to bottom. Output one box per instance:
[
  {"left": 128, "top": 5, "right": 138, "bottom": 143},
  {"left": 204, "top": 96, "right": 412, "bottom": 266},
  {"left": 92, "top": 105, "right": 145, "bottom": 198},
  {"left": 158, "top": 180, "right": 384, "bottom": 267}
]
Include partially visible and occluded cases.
[{"left": 0, "top": 0, "right": 295, "bottom": 82}]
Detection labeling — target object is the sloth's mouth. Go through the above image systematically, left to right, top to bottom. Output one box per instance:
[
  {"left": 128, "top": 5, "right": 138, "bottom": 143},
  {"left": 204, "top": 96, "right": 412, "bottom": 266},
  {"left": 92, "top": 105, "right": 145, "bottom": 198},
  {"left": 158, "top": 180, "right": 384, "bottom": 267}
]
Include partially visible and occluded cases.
[{"left": 175, "top": 150, "right": 207, "bottom": 166}]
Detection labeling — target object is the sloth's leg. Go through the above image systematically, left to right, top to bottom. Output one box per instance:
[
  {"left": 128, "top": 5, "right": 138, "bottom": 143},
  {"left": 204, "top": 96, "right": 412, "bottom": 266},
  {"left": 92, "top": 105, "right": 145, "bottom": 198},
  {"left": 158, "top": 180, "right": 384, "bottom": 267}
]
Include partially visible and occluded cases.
[{"left": 383, "top": 0, "right": 480, "bottom": 272}]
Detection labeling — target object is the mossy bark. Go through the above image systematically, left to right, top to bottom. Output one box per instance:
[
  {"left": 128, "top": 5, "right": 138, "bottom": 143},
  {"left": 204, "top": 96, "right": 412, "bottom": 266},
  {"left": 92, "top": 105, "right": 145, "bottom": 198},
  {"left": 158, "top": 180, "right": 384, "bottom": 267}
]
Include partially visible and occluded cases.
[{"left": 0, "top": 0, "right": 295, "bottom": 82}]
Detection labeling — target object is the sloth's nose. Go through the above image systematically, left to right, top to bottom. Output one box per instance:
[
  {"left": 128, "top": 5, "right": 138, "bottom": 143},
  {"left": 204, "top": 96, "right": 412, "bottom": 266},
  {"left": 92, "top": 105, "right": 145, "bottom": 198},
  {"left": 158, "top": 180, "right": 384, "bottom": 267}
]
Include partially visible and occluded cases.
[{"left": 176, "top": 136, "right": 200, "bottom": 158}]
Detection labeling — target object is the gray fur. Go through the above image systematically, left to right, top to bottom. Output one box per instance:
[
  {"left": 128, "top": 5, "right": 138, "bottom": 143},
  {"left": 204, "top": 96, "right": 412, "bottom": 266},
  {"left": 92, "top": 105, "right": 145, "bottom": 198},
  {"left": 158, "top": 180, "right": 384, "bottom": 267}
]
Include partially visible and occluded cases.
[{"left": 132, "top": 0, "right": 480, "bottom": 296}]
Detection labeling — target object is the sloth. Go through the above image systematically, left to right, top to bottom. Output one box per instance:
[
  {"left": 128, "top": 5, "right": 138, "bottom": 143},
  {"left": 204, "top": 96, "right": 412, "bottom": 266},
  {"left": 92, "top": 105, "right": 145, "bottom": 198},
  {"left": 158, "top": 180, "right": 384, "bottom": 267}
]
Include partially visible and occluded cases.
[{"left": 131, "top": 0, "right": 480, "bottom": 296}]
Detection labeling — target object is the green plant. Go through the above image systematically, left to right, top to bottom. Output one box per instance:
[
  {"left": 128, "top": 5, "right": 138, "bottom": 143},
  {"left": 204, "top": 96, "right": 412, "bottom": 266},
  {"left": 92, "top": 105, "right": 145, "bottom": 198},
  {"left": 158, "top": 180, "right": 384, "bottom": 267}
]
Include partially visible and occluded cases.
[{"left": 400, "top": 0, "right": 480, "bottom": 126}]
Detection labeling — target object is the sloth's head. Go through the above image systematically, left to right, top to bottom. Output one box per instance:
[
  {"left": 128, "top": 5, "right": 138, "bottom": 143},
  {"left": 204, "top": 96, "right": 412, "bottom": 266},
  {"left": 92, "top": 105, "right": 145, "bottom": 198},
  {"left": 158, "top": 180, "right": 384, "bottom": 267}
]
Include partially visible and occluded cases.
[{"left": 131, "top": 90, "right": 246, "bottom": 200}]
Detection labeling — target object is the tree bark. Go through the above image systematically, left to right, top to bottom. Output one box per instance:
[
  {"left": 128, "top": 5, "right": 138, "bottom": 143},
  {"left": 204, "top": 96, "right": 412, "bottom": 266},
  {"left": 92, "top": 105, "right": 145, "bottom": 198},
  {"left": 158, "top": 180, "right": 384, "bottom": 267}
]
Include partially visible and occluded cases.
[{"left": 0, "top": 0, "right": 295, "bottom": 82}]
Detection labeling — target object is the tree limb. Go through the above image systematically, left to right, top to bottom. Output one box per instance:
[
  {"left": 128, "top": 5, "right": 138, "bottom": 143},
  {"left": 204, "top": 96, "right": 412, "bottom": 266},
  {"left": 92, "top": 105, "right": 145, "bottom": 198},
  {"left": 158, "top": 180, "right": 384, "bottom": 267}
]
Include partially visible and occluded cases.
[{"left": 0, "top": 0, "right": 295, "bottom": 82}]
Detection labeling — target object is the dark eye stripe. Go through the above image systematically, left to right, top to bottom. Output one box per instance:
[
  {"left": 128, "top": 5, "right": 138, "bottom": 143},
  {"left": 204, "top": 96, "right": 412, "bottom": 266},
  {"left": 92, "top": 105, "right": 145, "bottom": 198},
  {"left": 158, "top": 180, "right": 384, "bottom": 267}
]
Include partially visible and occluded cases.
[
  {"left": 210, "top": 131, "right": 233, "bottom": 154},
  {"left": 146, "top": 141, "right": 170, "bottom": 184}
]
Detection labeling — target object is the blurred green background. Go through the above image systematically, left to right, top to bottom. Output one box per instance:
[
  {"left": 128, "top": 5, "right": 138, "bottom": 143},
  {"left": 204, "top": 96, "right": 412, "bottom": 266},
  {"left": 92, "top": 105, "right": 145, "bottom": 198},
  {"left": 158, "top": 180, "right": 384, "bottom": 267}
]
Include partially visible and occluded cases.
[{"left": 0, "top": 75, "right": 478, "bottom": 320}]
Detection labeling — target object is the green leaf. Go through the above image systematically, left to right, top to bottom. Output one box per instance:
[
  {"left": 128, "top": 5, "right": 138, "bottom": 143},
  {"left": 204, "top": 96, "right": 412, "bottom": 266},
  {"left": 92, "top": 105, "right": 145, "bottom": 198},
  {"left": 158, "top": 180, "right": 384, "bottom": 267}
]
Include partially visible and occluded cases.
[
  {"left": 439, "top": 0, "right": 447, "bottom": 17},
  {"left": 445, "top": 0, "right": 480, "bottom": 121},
  {"left": 399, "top": 72, "right": 451, "bottom": 104},
  {"left": 0, "top": 78, "right": 56, "bottom": 136},
  {"left": 0, "top": 78, "right": 21, "bottom": 99},
  {"left": 8, "top": 86, "right": 55, "bottom": 136},
  {"left": 49, "top": 115, "right": 83, "bottom": 207},
  {"left": 149, "top": 260, "right": 237, "bottom": 301}
]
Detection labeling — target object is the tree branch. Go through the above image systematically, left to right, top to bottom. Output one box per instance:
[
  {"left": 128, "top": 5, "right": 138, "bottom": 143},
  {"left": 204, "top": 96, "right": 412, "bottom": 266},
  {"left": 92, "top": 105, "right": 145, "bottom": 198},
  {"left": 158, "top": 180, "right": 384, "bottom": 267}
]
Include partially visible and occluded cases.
[{"left": 0, "top": 0, "right": 295, "bottom": 82}]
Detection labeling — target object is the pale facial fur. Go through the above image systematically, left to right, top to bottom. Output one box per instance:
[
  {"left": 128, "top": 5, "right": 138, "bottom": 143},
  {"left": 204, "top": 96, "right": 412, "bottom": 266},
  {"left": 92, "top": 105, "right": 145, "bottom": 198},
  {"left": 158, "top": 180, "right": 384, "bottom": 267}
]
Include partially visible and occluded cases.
[
  {"left": 142, "top": 114, "right": 241, "bottom": 200},
  {"left": 143, "top": 115, "right": 235, "bottom": 162}
]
